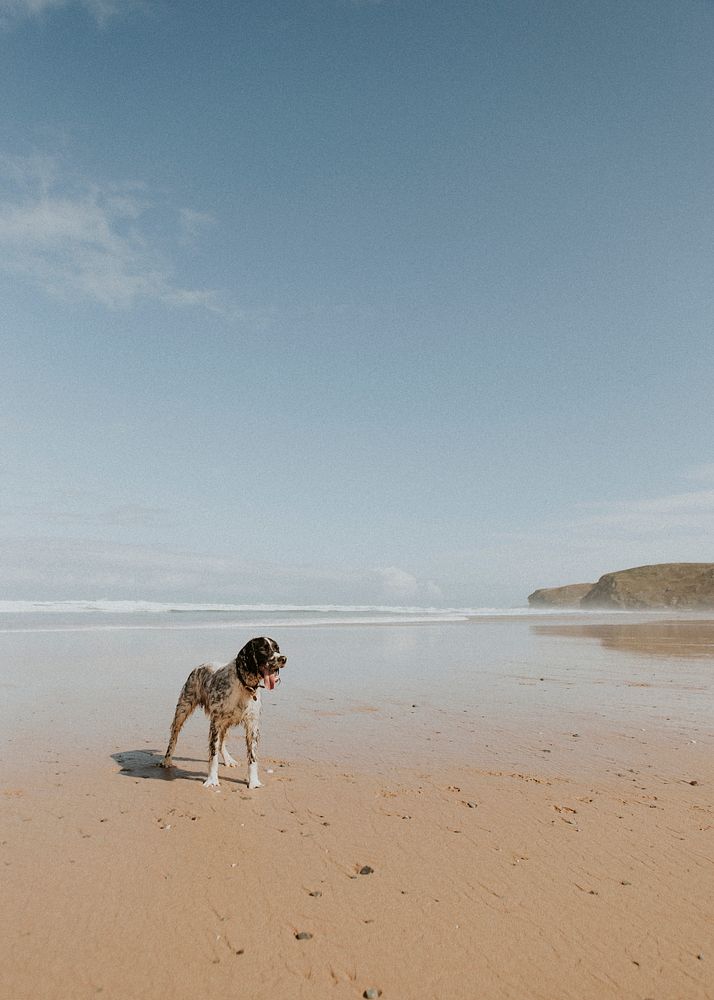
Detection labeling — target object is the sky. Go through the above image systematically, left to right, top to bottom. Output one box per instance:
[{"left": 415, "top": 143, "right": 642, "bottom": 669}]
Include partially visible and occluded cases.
[{"left": 0, "top": 0, "right": 713, "bottom": 606}]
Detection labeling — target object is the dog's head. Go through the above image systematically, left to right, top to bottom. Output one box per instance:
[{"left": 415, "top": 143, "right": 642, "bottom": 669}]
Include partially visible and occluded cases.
[{"left": 236, "top": 636, "right": 286, "bottom": 692}]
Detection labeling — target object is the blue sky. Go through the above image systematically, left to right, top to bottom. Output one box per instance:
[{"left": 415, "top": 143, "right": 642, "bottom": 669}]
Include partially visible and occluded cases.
[{"left": 1, "top": 0, "right": 712, "bottom": 605}]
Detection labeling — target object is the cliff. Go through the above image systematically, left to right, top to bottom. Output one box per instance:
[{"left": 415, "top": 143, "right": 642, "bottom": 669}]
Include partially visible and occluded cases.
[
  {"left": 580, "top": 563, "right": 714, "bottom": 609},
  {"left": 527, "top": 583, "right": 594, "bottom": 607}
]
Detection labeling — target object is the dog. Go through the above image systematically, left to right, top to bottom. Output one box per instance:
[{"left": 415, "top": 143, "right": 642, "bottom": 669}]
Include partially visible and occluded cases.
[{"left": 160, "top": 636, "right": 286, "bottom": 789}]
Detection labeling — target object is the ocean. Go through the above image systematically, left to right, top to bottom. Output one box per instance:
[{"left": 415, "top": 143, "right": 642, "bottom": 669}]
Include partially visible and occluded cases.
[{"left": 0, "top": 599, "right": 598, "bottom": 634}]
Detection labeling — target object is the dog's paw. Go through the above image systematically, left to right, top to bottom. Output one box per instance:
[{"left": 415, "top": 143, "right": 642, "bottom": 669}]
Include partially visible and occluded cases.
[
  {"left": 222, "top": 754, "right": 239, "bottom": 767},
  {"left": 158, "top": 758, "right": 172, "bottom": 769},
  {"left": 203, "top": 776, "right": 220, "bottom": 789},
  {"left": 248, "top": 777, "right": 263, "bottom": 789}
]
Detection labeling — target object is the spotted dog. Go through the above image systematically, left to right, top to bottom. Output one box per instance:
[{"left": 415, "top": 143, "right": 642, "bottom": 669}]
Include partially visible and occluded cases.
[{"left": 160, "top": 637, "right": 286, "bottom": 789}]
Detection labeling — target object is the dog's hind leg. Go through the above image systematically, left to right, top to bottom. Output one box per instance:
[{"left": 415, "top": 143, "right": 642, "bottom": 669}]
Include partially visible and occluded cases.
[
  {"left": 161, "top": 669, "right": 206, "bottom": 767},
  {"left": 161, "top": 697, "right": 194, "bottom": 767},
  {"left": 244, "top": 704, "right": 262, "bottom": 789},
  {"left": 203, "top": 720, "right": 222, "bottom": 788}
]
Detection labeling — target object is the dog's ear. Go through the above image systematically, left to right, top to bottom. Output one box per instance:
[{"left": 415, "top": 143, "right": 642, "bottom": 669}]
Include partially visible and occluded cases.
[
  {"left": 253, "top": 636, "right": 275, "bottom": 663},
  {"left": 236, "top": 637, "right": 269, "bottom": 672}
]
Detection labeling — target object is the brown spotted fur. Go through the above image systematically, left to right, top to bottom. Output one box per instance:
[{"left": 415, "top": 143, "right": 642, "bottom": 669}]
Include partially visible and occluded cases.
[{"left": 160, "top": 637, "right": 286, "bottom": 788}]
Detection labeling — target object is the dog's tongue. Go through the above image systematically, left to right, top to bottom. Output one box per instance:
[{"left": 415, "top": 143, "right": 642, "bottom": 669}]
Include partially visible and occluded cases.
[{"left": 263, "top": 670, "right": 276, "bottom": 691}]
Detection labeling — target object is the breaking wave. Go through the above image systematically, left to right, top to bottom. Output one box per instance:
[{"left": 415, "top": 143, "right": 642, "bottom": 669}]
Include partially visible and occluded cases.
[
  {"left": 0, "top": 599, "right": 606, "bottom": 634},
  {"left": 0, "top": 599, "right": 593, "bottom": 616}
]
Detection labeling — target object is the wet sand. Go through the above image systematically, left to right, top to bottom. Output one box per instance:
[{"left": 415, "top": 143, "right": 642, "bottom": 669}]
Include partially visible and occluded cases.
[
  {"left": 1, "top": 615, "right": 712, "bottom": 999},
  {"left": 532, "top": 616, "right": 714, "bottom": 659}
]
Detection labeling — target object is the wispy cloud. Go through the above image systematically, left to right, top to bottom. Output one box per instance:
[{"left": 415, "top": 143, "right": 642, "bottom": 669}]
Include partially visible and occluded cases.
[
  {"left": 0, "top": 0, "right": 135, "bottom": 27},
  {"left": 0, "top": 153, "right": 224, "bottom": 311},
  {"left": 179, "top": 207, "right": 216, "bottom": 243},
  {"left": 684, "top": 462, "right": 714, "bottom": 485},
  {"left": 444, "top": 469, "right": 714, "bottom": 599},
  {"left": 2, "top": 472, "right": 711, "bottom": 604},
  {"left": 573, "top": 488, "right": 714, "bottom": 538},
  {"left": 0, "top": 497, "right": 168, "bottom": 528},
  {"left": 0, "top": 534, "right": 449, "bottom": 604},
  {"left": 0, "top": 538, "right": 239, "bottom": 596}
]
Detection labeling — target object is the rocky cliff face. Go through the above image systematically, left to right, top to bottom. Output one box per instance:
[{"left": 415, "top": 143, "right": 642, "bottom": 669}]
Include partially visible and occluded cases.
[
  {"left": 580, "top": 563, "right": 714, "bottom": 609},
  {"left": 527, "top": 583, "right": 594, "bottom": 607}
]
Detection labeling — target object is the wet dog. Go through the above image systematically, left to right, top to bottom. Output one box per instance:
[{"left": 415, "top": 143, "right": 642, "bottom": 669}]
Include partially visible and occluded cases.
[{"left": 160, "top": 637, "right": 286, "bottom": 789}]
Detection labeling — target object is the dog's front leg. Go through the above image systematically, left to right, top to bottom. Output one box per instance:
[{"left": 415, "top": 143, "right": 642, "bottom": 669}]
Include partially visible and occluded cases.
[
  {"left": 244, "top": 704, "right": 262, "bottom": 789},
  {"left": 203, "top": 721, "right": 221, "bottom": 788},
  {"left": 221, "top": 736, "right": 239, "bottom": 768}
]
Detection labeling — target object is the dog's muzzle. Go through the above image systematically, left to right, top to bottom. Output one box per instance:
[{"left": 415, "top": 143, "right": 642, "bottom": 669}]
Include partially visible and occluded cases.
[{"left": 262, "top": 654, "right": 286, "bottom": 691}]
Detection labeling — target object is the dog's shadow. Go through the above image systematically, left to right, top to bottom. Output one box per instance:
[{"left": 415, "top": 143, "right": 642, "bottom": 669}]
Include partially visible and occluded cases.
[{"left": 112, "top": 749, "right": 249, "bottom": 786}]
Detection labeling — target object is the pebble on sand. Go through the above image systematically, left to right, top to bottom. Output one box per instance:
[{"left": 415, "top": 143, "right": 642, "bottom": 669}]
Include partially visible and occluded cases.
[
  {"left": 359, "top": 866, "right": 374, "bottom": 875},
  {"left": 295, "top": 931, "right": 313, "bottom": 940},
  {"left": 363, "top": 989, "right": 380, "bottom": 999}
]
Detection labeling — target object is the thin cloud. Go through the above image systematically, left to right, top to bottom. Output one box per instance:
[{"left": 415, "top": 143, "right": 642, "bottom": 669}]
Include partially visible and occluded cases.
[
  {"left": 0, "top": 0, "right": 135, "bottom": 27},
  {"left": 0, "top": 153, "right": 224, "bottom": 311},
  {"left": 179, "top": 207, "right": 216, "bottom": 243},
  {"left": 684, "top": 462, "right": 714, "bottom": 484},
  {"left": 459, "top": 473, "right": 714, "bottom": 598},
  {"left": 574, "top": 489, "right": 714, "bottom": 535},
  {"left": 0, "top": 493, "right": 168, "bottom": 528},
  {"left": 0, "top": 536, "right": 448, "bottom": 604},
  {"left": 0, "top": 538, "right": 239, "bottom": 596},
  {"left": 373, "top": 566, "right": 443, "bottom": 602}
]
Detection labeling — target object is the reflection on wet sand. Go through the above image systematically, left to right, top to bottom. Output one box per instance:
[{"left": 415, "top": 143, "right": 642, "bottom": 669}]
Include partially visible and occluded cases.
[{"left": 532, "top": 618, "right": 714, "bottom": 658}]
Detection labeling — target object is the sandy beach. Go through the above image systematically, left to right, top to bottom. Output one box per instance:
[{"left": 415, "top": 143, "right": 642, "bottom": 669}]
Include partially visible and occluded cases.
[
  {"left": 5, "top": 1, "right": 713, "bottom": 997},
  {"left": 1, "top": 612, "right": 712, "bottom": 1000}
]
